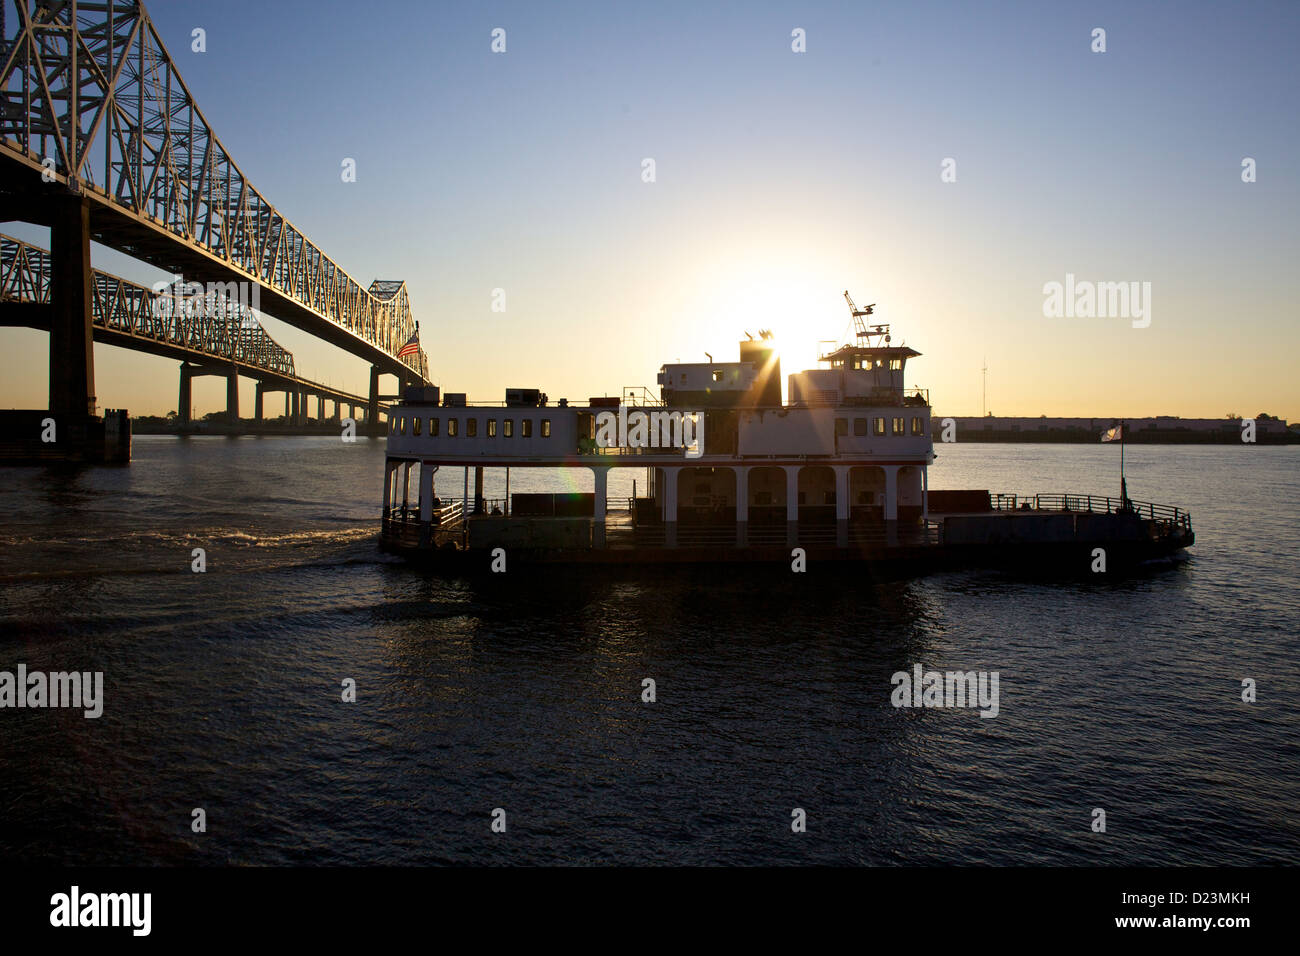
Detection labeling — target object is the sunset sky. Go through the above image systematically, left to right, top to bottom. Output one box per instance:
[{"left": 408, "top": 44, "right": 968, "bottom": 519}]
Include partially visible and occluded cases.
[{"left": 2, "top": 0, "right": 1297, "bottom": 420}]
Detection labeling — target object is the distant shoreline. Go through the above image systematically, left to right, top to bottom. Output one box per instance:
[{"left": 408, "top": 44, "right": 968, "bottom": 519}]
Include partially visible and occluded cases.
[
  {"left": 127, "top": 422, "right": 1299, "bottom": 445},
  {"left": 931, "top": 432, "right": 1297, "bottom": 444}
]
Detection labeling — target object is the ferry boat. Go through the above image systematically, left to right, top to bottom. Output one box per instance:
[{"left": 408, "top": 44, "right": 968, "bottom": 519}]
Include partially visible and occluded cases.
[{"left": 379, "top": 294, "right": 1194, "bottom": 572}]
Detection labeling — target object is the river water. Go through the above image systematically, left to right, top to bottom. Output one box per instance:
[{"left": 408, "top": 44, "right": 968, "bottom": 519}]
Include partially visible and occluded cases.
[{"left": 1, "top": 438, "right": 1296, "bottom": 864}]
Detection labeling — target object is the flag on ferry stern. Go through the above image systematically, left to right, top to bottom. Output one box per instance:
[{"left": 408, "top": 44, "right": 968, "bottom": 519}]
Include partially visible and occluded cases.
[
  {"left": 397, "top": 327, "right": 420, "bottom": 359},
  {"left": 1101, "top": 424, "right": 1124, "bottom": 442}
]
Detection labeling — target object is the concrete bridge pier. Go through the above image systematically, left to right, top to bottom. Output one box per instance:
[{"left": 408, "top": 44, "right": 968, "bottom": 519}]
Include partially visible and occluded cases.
[
  {"left": 48, "top": 194, "right": 97, "bottom": 450},
  {"left": 178, "top": 362, "right": 194, "bottom": 426},
  {"left": 225, "top": 365, "right": 240, "bottom": 425},
  {"left": 368, "top": 365, "right": 380, "bottom": 436},
  {"left": 254, "top": 383, "right": 265, "bottom": 422},
  {"left": 284, "top": 392, "right": 290, "bottom": 420}
]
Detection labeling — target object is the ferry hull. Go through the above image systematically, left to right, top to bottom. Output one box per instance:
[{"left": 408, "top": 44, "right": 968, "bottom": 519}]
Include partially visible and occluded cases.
[{"left": 381, "top": 528, "right": 1193, "bottom": 576}]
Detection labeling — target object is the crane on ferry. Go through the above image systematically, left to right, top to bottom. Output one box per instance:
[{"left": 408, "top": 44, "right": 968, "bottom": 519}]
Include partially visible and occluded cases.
[{"left": 843, "top": 290, "right": 891, "bottom": 347}]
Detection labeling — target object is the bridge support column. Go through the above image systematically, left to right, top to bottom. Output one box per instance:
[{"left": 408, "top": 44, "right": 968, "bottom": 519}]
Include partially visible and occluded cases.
[
  {"left": 49, "top": 194, "right": 97, "bottom": 436},
  {"left": 178, "top": 363, "right": 193, "bottom": 426},
  {"left": 226, "top": 365, "right": 240, "bottom": 425},
  {"left": 368, "top": 365, "right": 380, "bottom": 436},
  {"left": 254, "top": 383, "right": 264, "bottom": 422},
  {"left": 291, "top": 389, "right": 300, "bottom": 426},
  {"left": 284, "top": 392, "right": 290, "bottom": 420}
]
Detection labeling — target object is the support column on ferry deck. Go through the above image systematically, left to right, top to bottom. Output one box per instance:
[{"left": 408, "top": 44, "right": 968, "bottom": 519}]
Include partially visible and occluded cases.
[
  {"left": 178, "top": 363, "right": 193, "bottom": 426},
  {"left": 225, "top": 364, "right": 240, "bottom": 425},
  {"left": 254, "top": 383, "right": 264, "bottom": 422},
  {"left": 382, "top": 461, "right": 395, "bottom": 516},
  {"left": 401, "top": 462, "right": 411, "bottom": 515},
  {"left": 419, "top": 463, "right": 435, "bottom": 548},
  {"left": 592, "top": 465, "right": 609, "bottom": 548},
  {"left": 834, "top": 465, "right": 851, "bottom": 548},
  {"left": 883, "top": 465, "right": 900, "bottom": 546},
  {"left": 473, "top": 466, "right": 485, "bottom": 514},
  {"left": 734, "top": 466, "right": 749, "bottom": 547},
  {"left": 784, "top": 466, "right": 800, "bottom": 548},
  {"left": 922, "top": 466, "right": 929, "bottom": 520},
  {"left": 662, "top": 467, "right": 679, "bottom": 548}
]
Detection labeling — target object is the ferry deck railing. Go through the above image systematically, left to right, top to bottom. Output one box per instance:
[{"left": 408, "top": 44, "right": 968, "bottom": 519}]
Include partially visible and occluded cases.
[
  {"left": 988, "top": 493, "right": 1192, "bottom": 531},
  {"left": 382, "top": 499, "right": 466, "bottom": 547}
]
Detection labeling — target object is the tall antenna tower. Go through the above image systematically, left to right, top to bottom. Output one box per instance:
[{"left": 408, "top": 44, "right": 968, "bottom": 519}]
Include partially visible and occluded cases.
[{"left": 982, "top": 357, "right": 988, "bottom": 417}]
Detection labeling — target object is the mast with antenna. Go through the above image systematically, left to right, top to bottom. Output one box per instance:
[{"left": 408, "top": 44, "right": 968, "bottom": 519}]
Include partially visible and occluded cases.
[{"left": 982, "top": 357, "right": 988, "bottom": 417}]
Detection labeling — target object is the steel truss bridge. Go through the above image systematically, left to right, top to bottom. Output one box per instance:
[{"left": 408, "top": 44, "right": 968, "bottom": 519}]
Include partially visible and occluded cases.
[
  {"left": 0, "top": 0, "right": 428, "bottom": 438},
  {"left": 0, "top": 231, "right": 376, "bottom": 424}
]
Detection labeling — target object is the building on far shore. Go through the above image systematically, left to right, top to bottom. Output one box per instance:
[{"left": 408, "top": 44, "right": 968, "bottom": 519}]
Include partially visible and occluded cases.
[{"left": 932, "top": 415, "right": 1296, "bottom": 443}]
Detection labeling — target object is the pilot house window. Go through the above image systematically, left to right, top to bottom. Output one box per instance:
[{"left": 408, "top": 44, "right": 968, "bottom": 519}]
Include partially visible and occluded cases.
[
  {"left": 854, "top": 417, "right": 868, "bottom": 436},
  {"left": 873, "top": 417, "right": 886, "bottom": 436},
  {"left": 892, "top": 417, "right": 905, "bottom": 436},
  {"left": 911, "top": 417, "right": 924, "bottom": 436},
  {"left": 447, "top": 418, "right": 458, "bottom": 437},
  {"left": 467, "top": 419, "right": 477, "bottom": 437},
  {"left": 522, "top": 419, "right": 533, "bottom": 438}
]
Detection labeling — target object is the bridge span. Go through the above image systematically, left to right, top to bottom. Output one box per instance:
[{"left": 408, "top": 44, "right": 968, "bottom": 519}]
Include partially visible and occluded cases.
[
  {"left": 0, "top": 0, "right": 429, "bottom": 457},
  {"left": 0, "top": 232, "right": 380, "bottom": 427}
]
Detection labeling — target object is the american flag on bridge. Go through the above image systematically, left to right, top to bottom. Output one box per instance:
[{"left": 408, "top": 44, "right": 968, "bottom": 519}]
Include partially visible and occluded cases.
[{"left": 397, "top": 327, "right": 420, "bottom": 359}]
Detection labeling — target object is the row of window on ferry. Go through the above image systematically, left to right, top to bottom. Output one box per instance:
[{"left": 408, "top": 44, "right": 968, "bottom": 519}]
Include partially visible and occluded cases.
[
  {"left": 839, "top": 415, "right": 926, "bottom": 437},
  {"left": 391, "top": 416, "right": 552, "bottom": 439}
]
